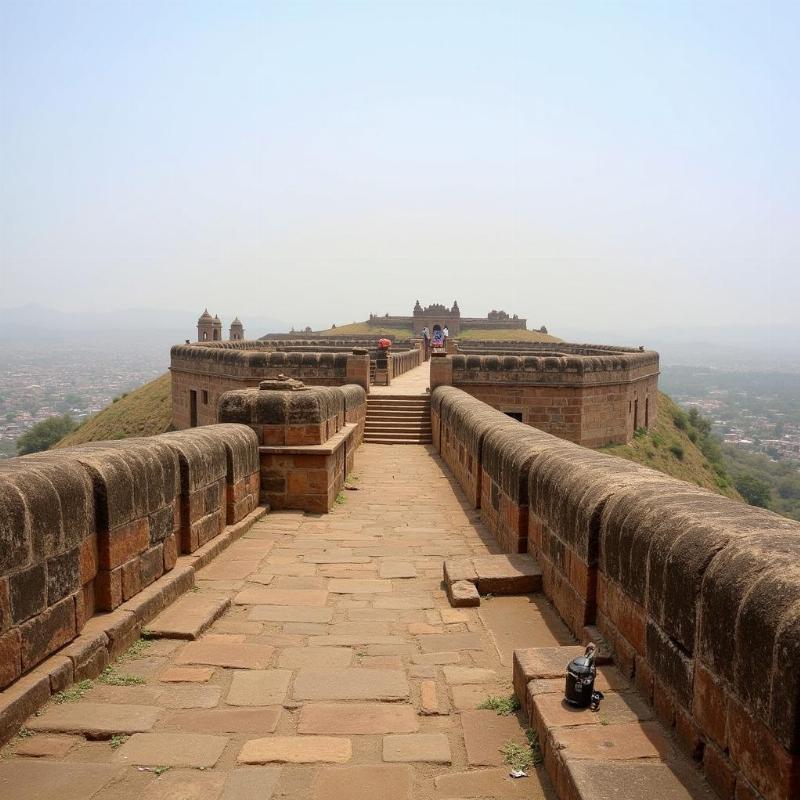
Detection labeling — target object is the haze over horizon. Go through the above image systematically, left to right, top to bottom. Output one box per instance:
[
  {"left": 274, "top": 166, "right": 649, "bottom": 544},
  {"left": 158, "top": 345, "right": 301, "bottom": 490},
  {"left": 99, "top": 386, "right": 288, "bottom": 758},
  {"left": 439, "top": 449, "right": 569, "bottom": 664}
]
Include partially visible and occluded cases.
[{"left": 1, "top": 1, "right": 797, "bottom": 332}]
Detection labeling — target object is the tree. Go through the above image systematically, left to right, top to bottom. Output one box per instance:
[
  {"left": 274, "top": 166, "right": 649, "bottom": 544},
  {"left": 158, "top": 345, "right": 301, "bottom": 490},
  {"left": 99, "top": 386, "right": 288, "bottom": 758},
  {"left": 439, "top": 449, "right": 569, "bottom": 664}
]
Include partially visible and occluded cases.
[
  {"left": 16, "top": 415, "right": 78, "bottom": 455},
  {"left": 734, "top": 473, "right": 771, "bottom": 509}
]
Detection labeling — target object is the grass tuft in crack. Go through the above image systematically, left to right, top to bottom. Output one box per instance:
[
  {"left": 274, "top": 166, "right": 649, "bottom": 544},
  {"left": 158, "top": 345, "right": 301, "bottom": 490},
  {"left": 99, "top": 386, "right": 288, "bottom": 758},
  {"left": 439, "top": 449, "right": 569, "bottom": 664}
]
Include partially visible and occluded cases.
[
  {"left": 97, "top": 666, "right": 146, "bottom": 686},
  {"left": 53, "top": 680, "right": 93, "bottom": 703},
  {"left": 478, "top": 694, "right": 520, "bottom": 715},
  {"left": 500, "top": 728, "right": 542, "bottom": 771},
  {"left": 109, "top": 733, "right": 128, "bottom": 749}
]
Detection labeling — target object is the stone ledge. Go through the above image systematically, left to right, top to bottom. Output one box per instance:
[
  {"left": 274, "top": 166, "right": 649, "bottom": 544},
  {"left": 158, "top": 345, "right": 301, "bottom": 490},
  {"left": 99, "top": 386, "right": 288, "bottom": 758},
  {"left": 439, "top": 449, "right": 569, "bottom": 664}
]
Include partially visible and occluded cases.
[
  {"left": 258, "top": 423, "right": 358, "bottom": 456},
  {"left": 0, "top": 504, "right": 267, "bottom": 747},
  {"left": 443, "top": 554, "right": 542, "bottom": 606},
  {"left": 512, "top": 645, "right": 715, "bottom": 800}
]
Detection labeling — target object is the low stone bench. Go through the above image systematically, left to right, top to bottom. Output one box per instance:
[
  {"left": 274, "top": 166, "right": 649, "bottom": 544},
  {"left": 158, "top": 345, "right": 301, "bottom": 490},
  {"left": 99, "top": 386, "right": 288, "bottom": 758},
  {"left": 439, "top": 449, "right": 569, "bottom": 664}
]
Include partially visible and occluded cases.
[{"left": 512, "top": 645, "right": 715, "bottom": 800}]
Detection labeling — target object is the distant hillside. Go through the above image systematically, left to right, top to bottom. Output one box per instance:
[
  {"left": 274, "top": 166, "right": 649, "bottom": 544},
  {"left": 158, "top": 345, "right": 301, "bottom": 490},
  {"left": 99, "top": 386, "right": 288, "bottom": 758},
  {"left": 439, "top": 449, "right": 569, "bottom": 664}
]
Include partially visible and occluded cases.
[
  {"left": 317, "top": 321, "right": 561, "bottom": 343},
  {"left": 56, "top": 373, "right": 173, "bottom": 447},
  {"left": 600, "top": 393, "right": 742, "bottom": 500}
]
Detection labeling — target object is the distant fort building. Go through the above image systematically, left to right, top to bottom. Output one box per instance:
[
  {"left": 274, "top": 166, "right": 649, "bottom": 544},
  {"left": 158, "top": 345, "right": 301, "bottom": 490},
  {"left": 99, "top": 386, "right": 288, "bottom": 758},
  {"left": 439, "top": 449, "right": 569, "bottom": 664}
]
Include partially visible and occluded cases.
[
  {"left": 368, "top": 300, "right": 527, "bottom": 337},
  {"left": 196, "top": 309, "right": 244, "bottom": 342}
]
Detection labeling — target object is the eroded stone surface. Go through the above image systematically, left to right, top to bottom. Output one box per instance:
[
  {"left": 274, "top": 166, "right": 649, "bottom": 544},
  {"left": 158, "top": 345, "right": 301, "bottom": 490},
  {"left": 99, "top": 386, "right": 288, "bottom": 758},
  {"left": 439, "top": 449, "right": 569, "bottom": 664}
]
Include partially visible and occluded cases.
[
  {"left": 293, "top": 669, "right": 409, "bottom": 701},
  {"left": 226, "top": 670, "right": 291, "bottom": 706},
  {"left": 28, "top": 703, "right": 162, "bottom": 736},
  {"left": 298, "top": 703, "right": 419, "bottom": 734},
  {"left": 115, "top": 732, "right": 228, "bottom": 767},
  {"left": 382, "top": 733, "right": 451, "bottom": 763},
  {"left": 238, "top": 736, "right": 352, "bottom": 764},
  {"left": 0, "top": 761, "right": 121, "bottom": 800},
  {"left": 313, "top": 765, "right": 413, "bottom": 800}
]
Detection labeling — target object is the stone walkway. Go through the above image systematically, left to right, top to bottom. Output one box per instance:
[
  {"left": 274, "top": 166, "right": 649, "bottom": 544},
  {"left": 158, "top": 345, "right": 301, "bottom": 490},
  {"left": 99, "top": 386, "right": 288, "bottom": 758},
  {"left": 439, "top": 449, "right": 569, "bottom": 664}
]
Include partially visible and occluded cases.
[
  {"left": 370, "top": 359, "right": 431, "bottom": 395},
  {"left": 1, "top": 443, "right": 575, "bottom": 800}
]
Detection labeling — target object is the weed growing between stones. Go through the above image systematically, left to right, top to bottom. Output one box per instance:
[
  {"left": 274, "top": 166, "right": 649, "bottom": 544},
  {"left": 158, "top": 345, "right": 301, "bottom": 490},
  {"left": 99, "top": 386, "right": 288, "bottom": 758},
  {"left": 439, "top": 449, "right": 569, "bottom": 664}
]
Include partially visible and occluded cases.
[
  {"left": 335, "top": 492, "right": 347, "bottom": 504},
  {"left": 120, "top": 638, "right": 151, "bottom": 660},
  {"left": 97, "top": 666, "right": 146, "bottom": 686},
  {"left": 53, "top": 679, "right": 93, "bottom": 703},
  {"left": 478, "top": 694, "right": 520, "bottom": 715},
  {"left": 16, "top": 727, "right": 34, "bottom": 738},
  {"left": 500, "top": 728, "right": 542, "bottom": 771},
  {"left": 109, "top": 734, "right": 128, "bottom": 749}
]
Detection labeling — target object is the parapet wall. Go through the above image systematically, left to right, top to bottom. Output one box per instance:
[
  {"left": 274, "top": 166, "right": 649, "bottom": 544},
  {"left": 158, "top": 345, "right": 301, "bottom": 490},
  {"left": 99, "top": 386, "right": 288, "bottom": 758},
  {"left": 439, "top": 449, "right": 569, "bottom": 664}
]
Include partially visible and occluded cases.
[
  {"left": 171, "top": 341, "right": 370, "bottom": 429},
  {"left": 431, "top": 344, "right": 659, "bottom": 446},
  {"left": 219, "top": 383, "right": 366, "bottom": 513},
  {"left": 432, "top": 387, "right": 800, "bottom": 800},
  {"left": 0, "top": 424, "right": 260, "bottom": 691}
]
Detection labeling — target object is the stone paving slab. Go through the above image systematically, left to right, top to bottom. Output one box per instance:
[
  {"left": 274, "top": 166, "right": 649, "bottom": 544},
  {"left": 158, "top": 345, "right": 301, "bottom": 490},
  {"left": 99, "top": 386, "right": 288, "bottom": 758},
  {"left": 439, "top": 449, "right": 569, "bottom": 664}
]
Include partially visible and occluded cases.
[
  {"left": 379, "top": 561, "right": 417, "bottom": 579},
  {"left": 328, "top": 579, "right": 393, "bottom": 594},
  {"left": 234, "top": 587, "right": 330, "bottom": 606},
  {"left": 147, "top": 593, "right": 230, "bottom": 640},
  {"left": 248, "top": 605, "right": 333, "bottom": 623},
  {"left": 417, "top": 632, "right": 484, "bottom": 652},
  {"left": 175, "top": 640, "right": 274, "bottom": 669},
  {"left": 277, "top": 646, "right": 353, "bottom": 669},
  {"left": 159, "top": 666, "right": 215, "bottom": 682},
  {"left": 292, "top": 669, "right": 409, "bottom": 701},
  {"left": 226, "top": 670, "right": 291, "bottom": 706},
  {"left": 28, "top": 702, "right": 162, "bottom": 737},
  {"left": 298, "top": 703, "right": 419, "bottom": 734},
  {"left": 162, "top": 707, "right": 281, "bottom": 733},
  {"left": 461, "top": 709, "right": 529, "bottom": 766},
  {"left": 115, "top": 732, "right": 228, "bottom": 767},
  {"left": 383, "top": 732, "right": 452, "bottom": 763},
  {"left": 14, "top": 735, "right": 81, "bottom": 758},
  {"left": 238, "top": 736, "right": 352, "bottom": 764},
  {"left": 0, "top": 761, "right": 122, "bottom": 800},
  {"left": 313, "top": 764, "right": 413, "bottom": 800},
  {"left": 221, "top": 767, "right": 282, "bottom": 800},
  {"left": 435, "top": 767, "right": 550, "bottom": 798},
  {"left": 140, "top": 768, "right": 225, "bottom": 799}
]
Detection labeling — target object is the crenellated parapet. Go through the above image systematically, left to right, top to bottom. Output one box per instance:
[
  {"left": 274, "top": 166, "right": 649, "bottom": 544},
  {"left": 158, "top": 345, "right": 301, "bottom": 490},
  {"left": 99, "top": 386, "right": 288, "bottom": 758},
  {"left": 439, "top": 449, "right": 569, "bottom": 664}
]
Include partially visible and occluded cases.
[{"left": 431, "top": 343, "right": 659, "bottom": 447}]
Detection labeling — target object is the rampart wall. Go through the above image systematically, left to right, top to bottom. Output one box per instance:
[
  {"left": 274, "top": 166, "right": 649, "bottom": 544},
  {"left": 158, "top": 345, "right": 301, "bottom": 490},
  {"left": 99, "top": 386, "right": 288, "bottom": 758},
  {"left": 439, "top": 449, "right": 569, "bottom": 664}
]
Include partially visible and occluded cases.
[
  {"left": 170, "top": 341, "right": 370, "bottom": 429},
  {"left": 431, "top": 345, "right": 659, "bottom": 446},
  {"left": 219, "top": 383, "right": 367, "bottom": 514},
  {"left": 432, "top": 386, "right": 800, "bottom": 800},
  {"left": 0, "top": 425, "right": 260, "bottom": 696}
]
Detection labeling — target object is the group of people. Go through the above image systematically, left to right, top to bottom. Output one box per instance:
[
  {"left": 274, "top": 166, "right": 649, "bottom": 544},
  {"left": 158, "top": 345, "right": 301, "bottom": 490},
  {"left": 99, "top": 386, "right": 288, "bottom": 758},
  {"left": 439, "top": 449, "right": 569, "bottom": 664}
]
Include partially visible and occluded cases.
[{"left": 421, "top": 325, "right": 448, "bottom": 354}]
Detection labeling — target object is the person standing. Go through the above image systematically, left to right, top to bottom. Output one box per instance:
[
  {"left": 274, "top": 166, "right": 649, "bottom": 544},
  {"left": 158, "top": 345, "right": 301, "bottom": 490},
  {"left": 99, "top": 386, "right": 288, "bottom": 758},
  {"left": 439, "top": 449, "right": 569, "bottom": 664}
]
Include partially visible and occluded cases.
[
  {"left": 443, "top": 325, "right": 449, "bottom": 346},
  {"left": 421, "top": 326, "right": 430, "bottom": 358}
]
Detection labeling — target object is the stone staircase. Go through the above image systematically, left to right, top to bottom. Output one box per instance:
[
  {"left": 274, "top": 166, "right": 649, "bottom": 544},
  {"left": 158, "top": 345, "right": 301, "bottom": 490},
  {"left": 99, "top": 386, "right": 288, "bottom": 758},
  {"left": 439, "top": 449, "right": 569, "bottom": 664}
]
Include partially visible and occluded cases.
[{"left": 364, "top": 394, "right": 432, "bottom": 444}]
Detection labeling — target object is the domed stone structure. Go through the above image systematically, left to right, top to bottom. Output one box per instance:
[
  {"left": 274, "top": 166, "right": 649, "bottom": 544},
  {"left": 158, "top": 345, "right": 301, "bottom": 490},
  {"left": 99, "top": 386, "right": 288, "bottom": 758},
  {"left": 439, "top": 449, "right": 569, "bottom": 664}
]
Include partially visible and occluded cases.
[
  {"left": 197, "top": 309, "right": 214, "bottom": 342},
  {"left": 229, "top": 316, "right": 244, "bottom": 341}
]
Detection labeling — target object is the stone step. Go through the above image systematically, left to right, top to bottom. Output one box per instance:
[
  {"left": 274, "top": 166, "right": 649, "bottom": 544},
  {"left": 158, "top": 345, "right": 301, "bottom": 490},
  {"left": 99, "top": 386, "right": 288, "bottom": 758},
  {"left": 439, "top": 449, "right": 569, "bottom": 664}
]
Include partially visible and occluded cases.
[
  {"left": 365, "top": 424, "right": 433, "bottom": 434},
  {"left": 364, "top": 436, "right": 433, "bottom": 445},
  {"left": 443, "top": 554, "right": 542, "bottom": 605},
  {"left": 147, "top": 592, "right": 230, "bottom": 640},
  {"left": 512, "top": 646, "right": 716, "bottom": 800}
]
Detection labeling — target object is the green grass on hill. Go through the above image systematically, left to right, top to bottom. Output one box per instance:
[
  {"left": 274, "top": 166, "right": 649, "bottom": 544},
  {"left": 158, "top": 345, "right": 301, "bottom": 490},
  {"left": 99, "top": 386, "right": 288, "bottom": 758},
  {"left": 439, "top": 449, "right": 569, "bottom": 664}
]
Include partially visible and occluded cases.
[
  {"left": 316, "top": 321, "right": 561, "bottom": 343},
  {"left": 316, "top": 322, "right": 413, "bottom": 338},
  {"left": 457, "top": 327, "right": 561, "bottom": 343},
  {"left": 56, "top": 372, "right": 173, "bottom": 448},
  {"left": 600, "top": 393, "right": 742, "bottom": 500}
]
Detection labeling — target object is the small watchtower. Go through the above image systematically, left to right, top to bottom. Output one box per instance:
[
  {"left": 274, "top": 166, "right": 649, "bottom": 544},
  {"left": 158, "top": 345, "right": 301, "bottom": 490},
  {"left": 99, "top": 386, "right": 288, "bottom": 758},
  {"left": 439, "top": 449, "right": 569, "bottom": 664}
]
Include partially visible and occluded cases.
[
  {"left": 197, "top": 309, "right": 214, "bottom": 341},
  {"left": 229, "top": 317, "right": 244, "bottom": 341}
]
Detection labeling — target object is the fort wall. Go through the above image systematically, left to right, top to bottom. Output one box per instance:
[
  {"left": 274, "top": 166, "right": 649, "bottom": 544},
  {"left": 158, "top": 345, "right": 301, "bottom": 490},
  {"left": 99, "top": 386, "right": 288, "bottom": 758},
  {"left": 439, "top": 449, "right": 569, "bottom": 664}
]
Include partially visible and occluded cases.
[
  {"left": 170, "top": 341, "right": 371, "bottom": 429},
  {"left": 431, "top": 345, "right": 659, "bottom": 446},
  {"left": 218, "top": 383, "right": 367, "bottom": 514},
  {"left": 432, "top": 386, "right": 800, "bottom": 800},
  {"left": 0, "top": 424, "right": 260, "bottom": 694}
]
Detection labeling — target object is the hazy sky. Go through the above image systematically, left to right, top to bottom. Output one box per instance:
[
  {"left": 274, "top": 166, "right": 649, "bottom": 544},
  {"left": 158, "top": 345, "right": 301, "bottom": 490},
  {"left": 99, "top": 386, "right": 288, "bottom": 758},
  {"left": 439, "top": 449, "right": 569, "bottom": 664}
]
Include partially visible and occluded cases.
[{"left": 1, "top": 1, "right": 797, "bottom": 332}]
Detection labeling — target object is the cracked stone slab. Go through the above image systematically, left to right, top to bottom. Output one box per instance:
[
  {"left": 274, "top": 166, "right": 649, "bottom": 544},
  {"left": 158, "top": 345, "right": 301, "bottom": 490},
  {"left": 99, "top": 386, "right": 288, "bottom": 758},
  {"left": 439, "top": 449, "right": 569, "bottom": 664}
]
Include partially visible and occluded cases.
[
  {"left": 147, "top": 593, "right": 230, "bottom": 640},
  {"left": 27, "top": 703, "right": 162, "bottom": 737},
  {"left": 115, "top": 732, "right": 228, "bottom": 768}
]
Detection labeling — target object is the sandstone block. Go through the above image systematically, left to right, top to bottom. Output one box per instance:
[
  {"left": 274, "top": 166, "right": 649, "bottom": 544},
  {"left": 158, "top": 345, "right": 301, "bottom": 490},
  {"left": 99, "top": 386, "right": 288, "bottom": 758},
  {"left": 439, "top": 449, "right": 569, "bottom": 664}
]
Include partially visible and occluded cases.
[
  {"left": 382, "top": 733, "right": 451, "bottom": 763},
  {"left": 238, "top": 736, "right": 351, "bottom": 764}
]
